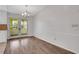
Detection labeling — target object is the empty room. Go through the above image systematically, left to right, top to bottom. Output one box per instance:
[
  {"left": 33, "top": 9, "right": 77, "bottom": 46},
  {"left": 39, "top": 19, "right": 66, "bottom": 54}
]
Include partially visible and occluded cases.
[{"left": 0, "top": 5, "right": 79, "bottom": 54}]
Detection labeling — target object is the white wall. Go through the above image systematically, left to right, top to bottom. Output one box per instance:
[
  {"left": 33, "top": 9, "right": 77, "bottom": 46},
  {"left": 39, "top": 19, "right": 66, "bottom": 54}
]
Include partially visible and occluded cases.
[
  {"left": 0, "top": 6, "right": 7, "bottom": 42},
  {"left": 33, "top": 6, "right": 79, "bottom": 53},
  {"left": 27, "top": 16, "right": 34, "bottom": 36}
]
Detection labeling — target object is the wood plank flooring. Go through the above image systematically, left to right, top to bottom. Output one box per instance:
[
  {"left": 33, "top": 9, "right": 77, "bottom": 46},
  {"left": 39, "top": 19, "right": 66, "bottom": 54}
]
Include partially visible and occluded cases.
[
  {"left": 4, "top": 37, "right": 74, "bottom": 54},
  {"left": 0, "top": 43, "right": 6, "bottom": 54}
]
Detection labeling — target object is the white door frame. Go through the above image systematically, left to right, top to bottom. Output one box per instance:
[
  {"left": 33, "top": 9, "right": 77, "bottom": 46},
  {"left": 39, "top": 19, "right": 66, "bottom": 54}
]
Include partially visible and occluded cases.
[{"left": 7, "top": 16, "right": 28, "bottom": 39}]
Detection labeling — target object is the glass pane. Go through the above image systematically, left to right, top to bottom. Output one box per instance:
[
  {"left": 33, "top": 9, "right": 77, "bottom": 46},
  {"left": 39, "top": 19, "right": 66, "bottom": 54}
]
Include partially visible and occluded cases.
[
  {"left": 10, "top": 17, "right": 19, "bottom": 36},
  {"left": 21, "top": 19, "right": 27, "bottom": 34}
]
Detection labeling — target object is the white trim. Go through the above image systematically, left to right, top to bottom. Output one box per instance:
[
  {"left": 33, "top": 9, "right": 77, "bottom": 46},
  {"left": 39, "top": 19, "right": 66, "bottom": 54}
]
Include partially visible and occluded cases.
[
  {"left": 9, "top": 35, "right": 32, "bottom": 39},
  {"left": 34, "top": 35, "right": 76, "bottom": 53}
]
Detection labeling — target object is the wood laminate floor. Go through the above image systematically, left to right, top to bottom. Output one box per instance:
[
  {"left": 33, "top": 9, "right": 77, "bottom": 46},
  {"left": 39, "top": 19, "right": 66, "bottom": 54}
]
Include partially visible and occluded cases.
[
  {"left": 4, "top": 37, "right": 74, "bottom": 54},
  {"left": 0, "top": 43, "right": 6, "bottom": 54}
]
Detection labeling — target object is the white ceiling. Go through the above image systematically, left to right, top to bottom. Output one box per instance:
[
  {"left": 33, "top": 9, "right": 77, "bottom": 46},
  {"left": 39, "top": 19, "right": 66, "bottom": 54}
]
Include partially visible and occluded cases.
[
  {"left": 0, "top": 5, "right": 47, "bottom": 16},
  {"left": 1, "top": 5, "right": 79, "bottom": 16},
  {"left": 7, "top": 5, "right": 47, "bottom": 16},
  {"left": 7, "top": 5, "right": 27, "bottom": 14}
]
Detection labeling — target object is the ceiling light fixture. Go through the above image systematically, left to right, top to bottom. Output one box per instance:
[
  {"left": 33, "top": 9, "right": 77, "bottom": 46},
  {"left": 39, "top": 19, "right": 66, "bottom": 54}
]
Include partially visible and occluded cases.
[
  {"left": 21, "top": 5, "right": 31, "bottom": 17},
  {"left": 21, "top": 11, "right": 30, "bottom": 17},
  {"left": 21, "top": 12, "right": 27, "bottom": 16},
  {"left": 24, "top": 12, "right": 27, "bottom": 15},
  {"left": 22, "top": 13, "right": 24, "bottom": 16}
]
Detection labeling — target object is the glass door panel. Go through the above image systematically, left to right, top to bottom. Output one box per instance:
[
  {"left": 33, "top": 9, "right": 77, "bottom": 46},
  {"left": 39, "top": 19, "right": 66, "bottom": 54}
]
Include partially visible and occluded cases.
[
  {"left": 10, "top": 17, "right": 19, "bottom": 36},
  {"left": 21, "top": 19, "right": 27, "bottom": 35}
]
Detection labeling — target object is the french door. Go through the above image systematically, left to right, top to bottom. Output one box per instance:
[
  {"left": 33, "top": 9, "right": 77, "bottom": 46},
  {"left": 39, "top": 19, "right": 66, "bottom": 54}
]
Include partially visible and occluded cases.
[{"left": 9, "top": 17, "right": 27, "bottom": 36}]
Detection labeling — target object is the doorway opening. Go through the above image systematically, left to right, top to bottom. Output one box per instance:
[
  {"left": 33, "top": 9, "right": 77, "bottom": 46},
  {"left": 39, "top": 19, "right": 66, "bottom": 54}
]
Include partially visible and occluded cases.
[{"left": 9, "top": 17, "right": 27, "bottom": 37}]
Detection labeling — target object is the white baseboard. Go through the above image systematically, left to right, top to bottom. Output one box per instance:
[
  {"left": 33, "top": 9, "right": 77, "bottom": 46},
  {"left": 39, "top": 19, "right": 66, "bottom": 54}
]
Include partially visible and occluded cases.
[
  {"left": 8, "top": 35, "right": 33, "bottom": 39},
  {"left": 34, "top": 35, "right": 76, "bottom": 53}
]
